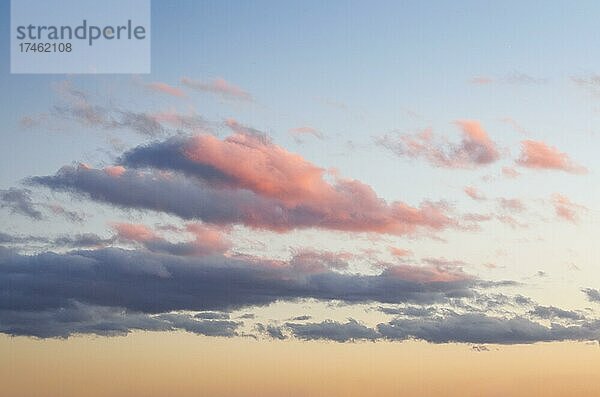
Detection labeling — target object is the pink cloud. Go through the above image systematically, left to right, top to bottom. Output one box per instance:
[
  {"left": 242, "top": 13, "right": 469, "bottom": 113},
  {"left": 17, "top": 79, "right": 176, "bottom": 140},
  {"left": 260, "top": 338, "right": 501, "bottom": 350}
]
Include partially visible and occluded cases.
[
  {"left": 470, "top": 76, "right": 494, "bottom": 85},
  {"left": 181, "top": 77, "right": 253, "bottom": 101},
  {"left": 145, "top": 82, "right": 186, "bottom": 98},
  {"left": 224, "top": 118, "right": 268, "bottom": 140},
  {"left": 501, "top": 118, "right": 530, "bottom": 135},
  {"left": 378, "top": 120, "right": 499, "bottom": 168},
  {"left": 289, "top": 126, "right": 324, "bottom": 142},
  {"left": 184, "top": 132, "right": 456, "bottom": 233},
  {"left": 516, "top": 140, "right": 586, "bottom": 174},
  {"left": 104, "top": 165, "right": 126, "bottom": 177},
  {"left": 502, "top": 166, "right": 520, "bottom": 179},
  {"left": 464, "top": 186, "right": 486, "bottom": 201},
  {"left": 552, "top": 194, "right": 586, "bottom": 223},
  {"left": 498, "top": 198, "right": 525, "bottom": 212},
  {"left": 496, "top": 215, "right": 527, "bottom": 229},
  {"left": 114, "top": 222, "right": 230, "bottom": 256},
  {"left": 113, "top": 223, "right": 157, "bottom": 242},
  {"left": 185, "top": 223, "right": 231, "bottom": 255},
  {"left": 389, "top": 247, "right": 412, "bottom": 258},
  {"left": 289, "top": 249, "right": 353, "bottom": 274},
  {"left": 384, "top": 264, "right": 470, "bottom": 283}
]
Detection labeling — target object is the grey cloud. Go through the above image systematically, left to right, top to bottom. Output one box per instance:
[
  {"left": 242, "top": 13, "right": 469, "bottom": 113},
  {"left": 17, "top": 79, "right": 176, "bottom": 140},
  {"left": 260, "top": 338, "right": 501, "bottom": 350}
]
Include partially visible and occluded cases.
[
  {"left": 502, "top": 72, "right": 546, "bottom": 85},
  {"left": 181, "top": 77, "right": 253, "bottom": 101},
  {"left": 112, "top": 111, "right": 165, "bottom": 136},
  {"left": 119, "top": 137, "right": 237, "bottom": 185},
  {"left": 29, "top": 164, "right": 452, "bottom": 235},
  {"left": 29, "top": 165, "right": 285, "bottom": 228},
  {"left": 0, "top": 188, "right": 43, "bottom": 220},
  {"left": 46, "top": 203, "right": 86, "bottom": 223},
  {"left": 0, "top": 231, "right": 112, "bottom": 250},
  {"left": 53, "top": 233, "right": 116, "bottom": 248},
  {"left": 0, "top": 245, "right": 480, "bottom": 338},
  {"left": 0, "top": 247, "right": 476, "bottom": 317},
  {"left": 582, "top": 288, "right": 600, "bottom": 303},
  {"left": 0, "top": 301, "right": 241, "bottom": 339},
  {"left": 529, "top": 305, "right": 583, "bottom": 321},
  {"left": 379, "top": 306, "right": 440, "bottom": 317},
  {"left": 194, "top": 311, "right": 230, "bottom": 320},
  {"left": 156, "top": 313, "right": 240, "bottom": 337},
  {"left": 377, "top": 313, "right": 600, "bottom": 344},
  {"left": 290, "top": 315, "right": 312, "bottom": 321},
  {"left": 287, "top": 319, "right": 380, "bottom": 342},
  {"left": 257, "top": 324, "right": 286, "bottom": 340},
  {"left": 471, "top": 345, "right": 490, "bottom": 352}
]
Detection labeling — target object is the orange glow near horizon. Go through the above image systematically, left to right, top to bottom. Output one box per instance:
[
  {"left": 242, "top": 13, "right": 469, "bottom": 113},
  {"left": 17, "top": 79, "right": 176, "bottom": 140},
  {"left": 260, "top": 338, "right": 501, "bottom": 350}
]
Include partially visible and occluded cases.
[{"left": 2, "top": 333, "right": 600, "bottom": 397}]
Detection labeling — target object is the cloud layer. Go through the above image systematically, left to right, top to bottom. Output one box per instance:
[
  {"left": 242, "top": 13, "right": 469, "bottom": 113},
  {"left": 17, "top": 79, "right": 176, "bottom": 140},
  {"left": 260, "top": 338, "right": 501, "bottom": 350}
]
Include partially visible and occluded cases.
[{"left": 0, "top": 246, "right": 477, "bottom": 337}]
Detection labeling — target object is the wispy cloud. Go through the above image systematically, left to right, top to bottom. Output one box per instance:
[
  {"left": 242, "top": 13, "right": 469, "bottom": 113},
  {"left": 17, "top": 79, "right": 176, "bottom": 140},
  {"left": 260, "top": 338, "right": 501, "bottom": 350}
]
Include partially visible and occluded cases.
[
  {"left": 470, "top": 72, "right": 546, "bottom": 86},
  {"left": 181, "top": 77, "right": 253, "bottom": 101},
  {"left": 21, "top": 81, "right": 208, "bottom": 137},
  {"left": 143, "top": 81, "right": 187, "bottom": 98},
  {"left": 377, "top": 120, "right": 499, "bottom": 169},
  {"left": 289, "top": 126, "right": 324, "bottom": 142},
  {"left": 464, "top": 186, "right": 486, "bottom": 201},
  {"left": 0, "top": 188, "right": 43, "bottom": 220},
  {"left": 551, "top": 194, "right": 586, "bottom": 223}
]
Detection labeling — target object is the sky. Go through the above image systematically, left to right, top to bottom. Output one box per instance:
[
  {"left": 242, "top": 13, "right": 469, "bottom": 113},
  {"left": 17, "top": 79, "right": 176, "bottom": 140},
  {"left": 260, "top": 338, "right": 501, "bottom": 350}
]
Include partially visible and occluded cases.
[{"left": 2, "top": 1, "right": 600, "bottom": 396}]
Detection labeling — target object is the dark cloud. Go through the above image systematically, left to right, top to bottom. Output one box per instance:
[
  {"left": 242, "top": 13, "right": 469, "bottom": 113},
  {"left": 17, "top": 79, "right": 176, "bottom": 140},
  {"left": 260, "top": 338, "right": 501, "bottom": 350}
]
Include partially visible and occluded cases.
[
  {"left": 120, "top": 137, "right": 233, "bottom": 184},
  {"left": 30, "top": 165, "right": 285, "bottom": 228},
  {"left": 0, "top": 187, "right": 86, "bottom": 224},
  {"left": 0, "top": 188, "right": 43, "bottom": 220},
  {"left": 0, "top": 231, "right": 112, "bottom": 250},
  {"left": 0, "top": 232, "right": 37, "bottom": 244},
  {"left": 0, "top": 232, "right": 18, "bottom": 244},
  {"left": 53, "top": 233, "right": 116, "bottom": 248},
  {"left": 1, "top": 245, "right": 598, "bottom": 344},
  {"left": 0, "top": 246, "right": 478, "bottom": 337},
  {"left": 582, "top": 288, "right": 600, "bottom": 303},
  {"left": 467, "top": 292, "right": 533, "bottom": 312},
  {"left": 0, "top": 301, "right": 241, "bottom": 339},
  {"left": 529, "top": 305, "right": 583, "bottom": 321},
  {"left": 378, "top": 306, "right": 440, "bottom": 317},
  {"left": 194, "top": 312, "right": 230, "bottom": 320},
  {"left": 156, "top": 313, "right": 240, "bottom": 337},
  {"left": 377, "top": 313, "right": 600, "bottom": 344},
  {"left": 290, "top": 315, "right": 312, "bottom": 321},
  {"left": 287, "top": 319, "right": 380, "bottom": 342}
]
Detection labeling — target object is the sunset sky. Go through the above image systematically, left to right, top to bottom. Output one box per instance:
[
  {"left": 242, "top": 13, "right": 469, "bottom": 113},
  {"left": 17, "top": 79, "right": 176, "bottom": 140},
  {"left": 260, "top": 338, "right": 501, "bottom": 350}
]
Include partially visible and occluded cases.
[{"left": 3, "top": 1, "right": 600, "bottom": 396}]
